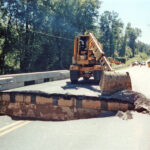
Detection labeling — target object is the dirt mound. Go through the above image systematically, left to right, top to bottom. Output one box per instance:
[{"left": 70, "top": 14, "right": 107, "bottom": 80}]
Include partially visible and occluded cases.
[
  {"left": 110, "top": 90, "right": 147, "bottom": 103},
  {"left": 113, "top": 90, "right": 150, "bottom": 119}
]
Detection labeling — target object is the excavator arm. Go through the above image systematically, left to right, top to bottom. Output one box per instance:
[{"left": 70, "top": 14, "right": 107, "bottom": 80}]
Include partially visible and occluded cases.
[{"left": 88, "top": 33, "right": 113, "bottom": 71}]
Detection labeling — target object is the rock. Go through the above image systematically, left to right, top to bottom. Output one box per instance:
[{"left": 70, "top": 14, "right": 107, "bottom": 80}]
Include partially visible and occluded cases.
[
  {"left": 135, "top": 98, "right": 150, "bottom": 112},
  {"left": 116, "top": 111, "right": 133, "bottom": 120}
]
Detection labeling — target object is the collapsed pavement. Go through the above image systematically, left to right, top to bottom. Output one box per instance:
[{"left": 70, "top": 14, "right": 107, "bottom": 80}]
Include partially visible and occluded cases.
[
  {"left": 0, "top": 68, "right": 150, "bottom": 121},
  {"left": 0, "top": 89, "right": 149, "bottom": 121}
]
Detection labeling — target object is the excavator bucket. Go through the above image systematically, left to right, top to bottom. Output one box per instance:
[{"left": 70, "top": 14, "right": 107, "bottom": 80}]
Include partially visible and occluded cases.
[{"left": 100, "top": 71, "right": 132, "bottom": 96}]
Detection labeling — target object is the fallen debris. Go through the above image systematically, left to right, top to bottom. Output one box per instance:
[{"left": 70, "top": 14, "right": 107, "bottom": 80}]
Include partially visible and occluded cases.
[
  {"left": 114, "top": 90, "right": 150, "bottom": 119},
  {"left": 116, "top": 111, "right": 133, "bottom": 120}
]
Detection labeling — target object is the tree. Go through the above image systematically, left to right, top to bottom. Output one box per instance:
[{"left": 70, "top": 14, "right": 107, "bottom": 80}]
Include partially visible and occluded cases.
[
  {"left": 0, "top": 0, "right": 102, "bottom": 74},
  {"left": 0, "top": 0, "right": 19, "bottom": 74},
  {"left": 73, "top": 0, "right": 101, "bottom": 34},
  {"left": 99, "top": 11, "right": 123, "bottom": 57},
  {"left": 125, "top": 23, "right": 141, "bottom": 57},
  {"left": 136, "top": 41, "right": 150, "bottom": 55},
  {"left": 125, "top": 46, "right": 132, "bottom": 58}
]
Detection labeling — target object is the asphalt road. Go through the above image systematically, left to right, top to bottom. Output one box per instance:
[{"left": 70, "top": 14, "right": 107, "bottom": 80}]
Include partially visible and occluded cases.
[
  {"left": 6, "top": 64, "right": 150, "bottom": 99},
  {"left": 1, "top": 65, "right": 150, "bottom": 150},
  {"left": 118, "top": 65, "right": 150, "bottom": 98},
  {"left": 6, "top": 78, "right": 101, "bottom": 97},
  {"left": 0, "top": 112, "right": 150, "bottom": 150}
]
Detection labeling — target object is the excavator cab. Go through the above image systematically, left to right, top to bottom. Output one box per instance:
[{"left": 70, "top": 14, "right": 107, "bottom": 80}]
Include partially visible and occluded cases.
[
  {"left": 74, "top": 36, "right": 89, "bottom": 64},
  {"left": 78, "top": 36, "right": 95, "bottom": 64},
  {"left": 79, "top": 37, "right": 88, "bottom": 55}
]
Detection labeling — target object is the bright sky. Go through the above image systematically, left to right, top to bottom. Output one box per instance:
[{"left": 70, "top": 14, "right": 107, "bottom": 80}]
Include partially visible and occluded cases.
[{"left": 100, "top": 0, "right": 150, "bottom": 44}]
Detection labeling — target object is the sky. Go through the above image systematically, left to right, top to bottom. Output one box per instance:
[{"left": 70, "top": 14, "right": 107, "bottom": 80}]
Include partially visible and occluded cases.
[{"left": 99, "top": 0, "right": 150, "bottom": 44}]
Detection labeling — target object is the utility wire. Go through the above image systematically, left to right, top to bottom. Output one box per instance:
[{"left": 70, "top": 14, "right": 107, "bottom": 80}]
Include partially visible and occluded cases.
[
  {"left": 7, "top": 25, "right": 74, "bottom": 41},
  {"left": 24, "top": 28, "right": 74, "bottom": 41}
]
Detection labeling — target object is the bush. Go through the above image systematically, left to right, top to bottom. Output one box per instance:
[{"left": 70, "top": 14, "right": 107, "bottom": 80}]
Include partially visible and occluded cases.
[{"left": 140, "top": 52, "right": 147, "bottom": 60}]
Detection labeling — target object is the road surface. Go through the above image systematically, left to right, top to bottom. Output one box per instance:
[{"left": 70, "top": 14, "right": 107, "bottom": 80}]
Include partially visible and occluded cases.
[
  {"left": 1, "top": 65, "right": 150, "bottom": 150},
  {"left": 118, "top": 65, "right": 150, "bottom": 98},
  {"left": 6, "top": 66, "right": 150, "bottom": 99},
  {"left": 6, "top": 78, "right": 101, "bottom": 97}
]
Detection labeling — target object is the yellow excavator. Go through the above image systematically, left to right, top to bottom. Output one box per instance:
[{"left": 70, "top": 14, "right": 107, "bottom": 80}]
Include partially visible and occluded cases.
[
  {"left": 70, "top": 33, "right": 132, "bottom": 95},
  {"left": 70, "top": 33, "right": 112, "bottom": 83}
]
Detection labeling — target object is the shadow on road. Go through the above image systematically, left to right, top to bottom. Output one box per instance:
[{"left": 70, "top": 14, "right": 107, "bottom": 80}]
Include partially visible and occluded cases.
[
  {"left": 61, "top": 79, "right": 101, "bottom": 93},
  {"left": 98, "top": 111, "right": 117, "bottom": 118}
]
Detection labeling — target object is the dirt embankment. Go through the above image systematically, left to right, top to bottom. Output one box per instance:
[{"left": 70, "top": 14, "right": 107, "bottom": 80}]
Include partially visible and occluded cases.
[{"left": 114, "top": 90, "right": 150, "bottom": 120}]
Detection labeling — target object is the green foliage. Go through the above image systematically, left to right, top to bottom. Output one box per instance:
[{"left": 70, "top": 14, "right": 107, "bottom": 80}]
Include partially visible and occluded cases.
[
  {"left": 0, "top": 0, "right": 101, "bottom": 74},
  {"left": 0, "top": 1, "right": 149, "bottom": 74},
  {"left": 99, "top": 11, "right": 123, "bottom": 57},
  {"left": 125, "top": 23, "right": 141, "bottom": 57},
  {"left": 136, "top": 41, "right": 150, "bottom": 56},
  {"left": 125, "top": 46, "right": 132, "bottom": 58},
  {"left": 148, "top": 48, "right": 150, "bottom": 56},
  {"left": 140, "top": 52, "right": 148, "bottom": 60},
  {"left": 125, "top": 53, "right": 149, "bottom": 66}
]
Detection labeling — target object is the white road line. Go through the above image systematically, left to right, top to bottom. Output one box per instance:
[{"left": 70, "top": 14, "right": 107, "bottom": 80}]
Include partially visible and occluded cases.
[
  {"left": 0, "top": 121, "right": 30, "bottom": 137},
  {"left": 0, "top": 121, "right": 24, "bottom": 132}
]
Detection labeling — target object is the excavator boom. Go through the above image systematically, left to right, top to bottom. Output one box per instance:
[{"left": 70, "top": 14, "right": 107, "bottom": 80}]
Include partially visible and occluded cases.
[{"left": 88, "top": 33, "right": 113, "bottom": 71}]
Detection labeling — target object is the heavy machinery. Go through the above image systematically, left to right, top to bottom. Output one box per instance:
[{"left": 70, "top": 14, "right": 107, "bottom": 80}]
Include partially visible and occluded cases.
[
  {"left": 70, "top": 33, "right": 113, "bottom": 83},
  {"left": 110, "top": 57, "right": 126, "bottom": 65}
]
